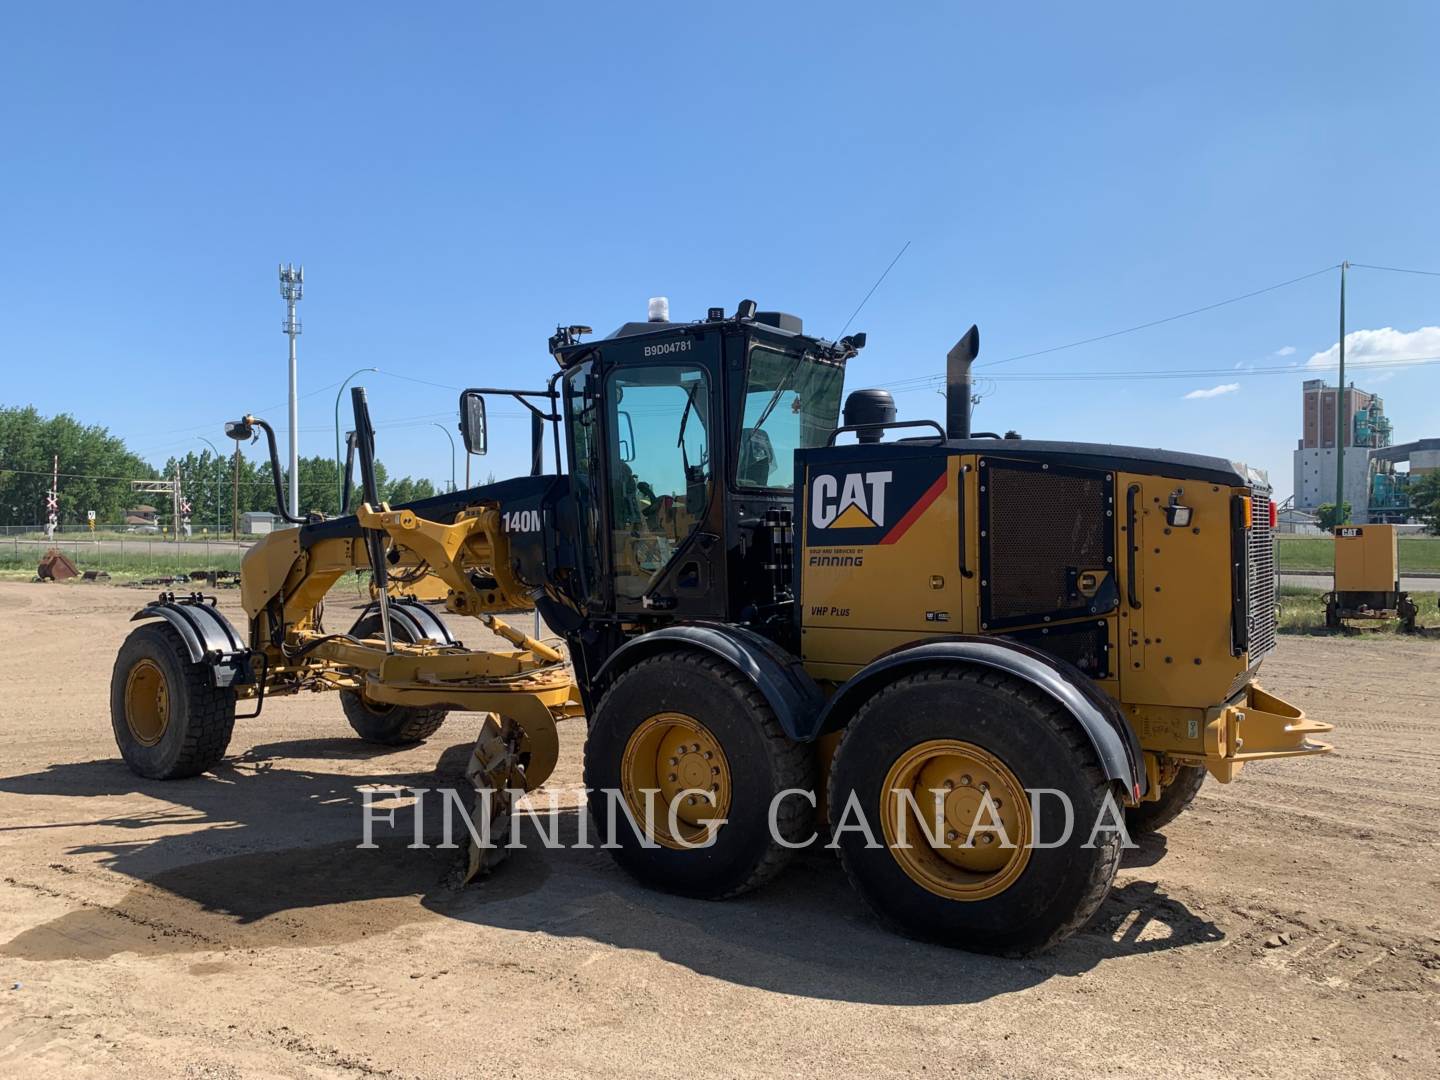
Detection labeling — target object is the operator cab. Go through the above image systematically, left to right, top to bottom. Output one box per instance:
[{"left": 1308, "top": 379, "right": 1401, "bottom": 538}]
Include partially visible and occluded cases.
[{"left": 551, "top": 300, "right": 854, "bottom": 635}]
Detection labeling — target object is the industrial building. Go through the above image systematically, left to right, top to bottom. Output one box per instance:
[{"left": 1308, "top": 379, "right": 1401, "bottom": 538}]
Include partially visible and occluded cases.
[{"left": 1292, "top": 379, "right": 1436, "bottom": 523}]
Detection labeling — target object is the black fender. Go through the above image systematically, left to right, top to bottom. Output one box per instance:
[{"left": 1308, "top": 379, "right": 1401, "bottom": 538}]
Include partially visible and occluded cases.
[
  {"left": 131, "top": 596, "right": 252, "bottom": 689},
  {"left": 350, "top": 599, "right": 458, "bottom": 646},
  {"left": 592, "top": 622, "right": 825, "bottom": 742},
  {"left": 810, "top": 636, "right": 1146, "bottom": 798}
]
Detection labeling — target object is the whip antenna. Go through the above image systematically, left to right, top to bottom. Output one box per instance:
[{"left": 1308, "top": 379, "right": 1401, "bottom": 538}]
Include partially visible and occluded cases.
[{"left": 838, "top": 240, "right": 911, "bottom": 337}]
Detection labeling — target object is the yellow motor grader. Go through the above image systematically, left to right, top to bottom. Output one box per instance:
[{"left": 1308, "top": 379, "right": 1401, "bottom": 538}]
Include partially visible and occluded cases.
[{"left": 111, "top": 299, "right": 1331, "bottom": 954}]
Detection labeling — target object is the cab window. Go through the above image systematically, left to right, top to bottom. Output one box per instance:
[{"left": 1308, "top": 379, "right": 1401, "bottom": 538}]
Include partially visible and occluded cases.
[{"left": 737, "top": 345, "right": 845, "bottom": 489}]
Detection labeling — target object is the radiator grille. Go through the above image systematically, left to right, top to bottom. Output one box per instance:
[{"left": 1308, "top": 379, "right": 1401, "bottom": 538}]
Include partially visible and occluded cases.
[{"left": 1247, "top": 488, "right": 1277, "bottom": 661}]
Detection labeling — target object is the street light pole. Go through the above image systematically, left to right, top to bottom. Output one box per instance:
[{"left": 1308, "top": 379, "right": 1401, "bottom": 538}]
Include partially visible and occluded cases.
[
  {"left": 335, "top": 367, "right": 380, "bottom": 506},
  {"left": 432, "top": 422, "right": 457, "bottom": 492},
  {"left": 197, "top": 436, "right": 224, "bottom": 536}
]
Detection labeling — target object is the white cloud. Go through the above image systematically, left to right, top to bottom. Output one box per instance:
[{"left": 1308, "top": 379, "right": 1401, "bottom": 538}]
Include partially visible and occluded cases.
[
  {"left": 1305, "top": 326, "right": 1440, "bottom": 371},
  {"left": 1274, "top": 345, "right": 1296, "bottom": 357},
  {"left": 1184, "top": 383, "right": 1240, "bottom": 400}
]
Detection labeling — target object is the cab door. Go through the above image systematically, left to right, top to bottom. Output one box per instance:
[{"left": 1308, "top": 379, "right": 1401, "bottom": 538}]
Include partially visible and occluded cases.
[
  {"left": 561, "top": 334, "right": 728, "bottom": 619},
  {"left": 604, "top": 356, "right": 725, "bottom": 615}
]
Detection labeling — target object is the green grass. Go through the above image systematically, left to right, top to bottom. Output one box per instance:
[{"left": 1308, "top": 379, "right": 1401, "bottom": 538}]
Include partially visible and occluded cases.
[
  {"left": 1275, "top": 535, "right": 1440, "bottom": 574},
  {"left": 0, "top": 544, "right": 245, "bottom": 582},
  {"left": 1278, "top": 584, "right": 1440, "bottom": 635}
]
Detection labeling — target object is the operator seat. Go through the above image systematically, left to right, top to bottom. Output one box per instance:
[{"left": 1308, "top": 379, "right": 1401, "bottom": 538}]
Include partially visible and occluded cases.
[{"left": 737, "top": 428, "right": 776, "bottom": 487}]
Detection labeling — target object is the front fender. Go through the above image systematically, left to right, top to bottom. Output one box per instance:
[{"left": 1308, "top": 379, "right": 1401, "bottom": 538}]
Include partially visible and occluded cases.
[
  {"left": 131, "top": 597, "right": 251, "bottom": 688},
  {"left": 592, "top": 622, "right": 825, "bottom": 741},
  {"left": 811, "top": 636, "right": 1146, "bottom": 797}
]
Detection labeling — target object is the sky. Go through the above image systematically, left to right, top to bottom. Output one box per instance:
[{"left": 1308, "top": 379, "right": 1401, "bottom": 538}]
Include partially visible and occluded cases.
[{"left": 2, "top": 1, "right": 1438, "bottom": 504}]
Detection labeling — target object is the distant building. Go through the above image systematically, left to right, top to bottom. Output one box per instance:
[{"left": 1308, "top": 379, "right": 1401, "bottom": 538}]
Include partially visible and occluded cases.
[
  {"left": 1293, "top": 380, "right": 1434, "bottom": 524},
  {"left": 124, "top": 504, "right": 159, "bottom": 527},
  {"left": 241, "top": 511, "right": 276, "bottom": 535}
]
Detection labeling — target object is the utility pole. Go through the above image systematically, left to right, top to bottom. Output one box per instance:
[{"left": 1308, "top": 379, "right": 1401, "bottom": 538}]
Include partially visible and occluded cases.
[
  {"left": 1334, "top": 260, "right": 1349, "bottom": 523},
  {"left": 279, "top": 263, "right": 304, "bottom": 519},
  {"left": 232, "top": 445, "right": 241, "bottom": 540}
]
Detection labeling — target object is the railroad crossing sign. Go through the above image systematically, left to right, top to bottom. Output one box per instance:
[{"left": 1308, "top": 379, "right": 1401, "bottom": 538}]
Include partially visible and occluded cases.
[{"left": 45, "top": 493, "right": 58, "bottom": 513}]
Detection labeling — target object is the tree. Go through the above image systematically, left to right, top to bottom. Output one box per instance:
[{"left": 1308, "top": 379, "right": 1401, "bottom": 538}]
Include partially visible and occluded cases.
[
  {"left": 0, "top": 406, "right": 157, "bottom": 528},
  {"left": 1410, "top": 471, "right": 1440, "bottom": 535},
  {"left": 1317, "top": 502, "right": 1351, "bottom": 530}
]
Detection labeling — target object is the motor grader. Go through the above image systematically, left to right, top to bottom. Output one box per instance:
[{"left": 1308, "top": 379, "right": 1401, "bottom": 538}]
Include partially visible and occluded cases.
[{"left": 111, "top": 298, "right": 1331, "bottom": 954}]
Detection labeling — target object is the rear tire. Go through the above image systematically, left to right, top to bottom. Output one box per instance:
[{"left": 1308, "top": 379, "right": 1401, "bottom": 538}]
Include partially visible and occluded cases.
[
  {"left": 339, "top": 613, "right": 449, "bottom": 745},
  {"left": 111, "top": 622, "right": 236, "bottom": 779},
  {"left": 584, "top": 651, "right": 816, "bottom": 900},
  {"left": 828, "top": 667, "right": 1122, "bottom": 955},
  {"left": 1125, "top": 763, "right": 1205, "bottom": 835}
]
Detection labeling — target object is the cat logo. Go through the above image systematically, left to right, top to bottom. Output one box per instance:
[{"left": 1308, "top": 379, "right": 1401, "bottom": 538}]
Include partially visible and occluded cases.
[
  {"left": 804, "top": 457, "right": 948, "bottom": 547},
  {"left": 811, "top": 471, "right": 893, "bottom": 530}
]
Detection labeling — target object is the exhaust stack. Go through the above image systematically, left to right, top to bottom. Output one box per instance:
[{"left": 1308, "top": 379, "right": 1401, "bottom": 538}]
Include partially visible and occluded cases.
[{"left": 946, "top": 325, "right": 981, "bottom": 439}]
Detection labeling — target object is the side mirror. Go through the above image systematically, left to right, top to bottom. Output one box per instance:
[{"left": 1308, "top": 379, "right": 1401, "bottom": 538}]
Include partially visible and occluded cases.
[{"left": 458, "top": 391, "right": 488, "bottom": 456}]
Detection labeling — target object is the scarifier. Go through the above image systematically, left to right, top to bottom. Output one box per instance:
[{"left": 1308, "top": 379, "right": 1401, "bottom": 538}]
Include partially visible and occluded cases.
[{"left": 110, "top": 298, "right": 1331, "bottom": 954}]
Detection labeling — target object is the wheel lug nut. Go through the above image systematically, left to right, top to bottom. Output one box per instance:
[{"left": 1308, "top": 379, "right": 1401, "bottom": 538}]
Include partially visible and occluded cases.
[
  {"left": 704, "top": 751, "right": 713, "bottom": 760},
  {"left": 668, "top": 757, "right": 678, "bottom": 766},
  {"left": 712, "top": 766, "right": 720, "bottom": 775},
  {"left": 667, "top": 773, "right": 677, "bottom": 783},
  {"left": 959, "top": 775, "right": 972, "bottom": 787},
  {"left": 943, "top": 779, "right": 955, "bottom": 791},
  {"left": 979, "top": 782, "right": 989, "bottom": 793},
  {"left": 993, "top": 799, "right": 1002, "bottom": 810},
  {"left": 945, "top": 830, "right": 958, "bottom": 842},
  {"left": 981, "top": 834, "right": 994, "bottom": 845}
]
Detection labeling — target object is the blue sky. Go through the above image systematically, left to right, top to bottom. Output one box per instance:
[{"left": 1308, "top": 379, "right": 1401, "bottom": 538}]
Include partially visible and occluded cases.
[{"left": 2, "top": 2, "right": 1437, "bottom": 502}]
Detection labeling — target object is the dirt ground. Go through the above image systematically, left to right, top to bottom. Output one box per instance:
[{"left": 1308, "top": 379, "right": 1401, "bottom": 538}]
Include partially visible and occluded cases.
[{"left": 0, "top": 581, "right": 1435, "bottom": 1079}]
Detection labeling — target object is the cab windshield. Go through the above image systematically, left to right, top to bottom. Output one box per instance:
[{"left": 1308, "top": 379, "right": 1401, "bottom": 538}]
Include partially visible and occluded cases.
[{"left": 737, "top": 345, "right": 845, "bottom": 489}]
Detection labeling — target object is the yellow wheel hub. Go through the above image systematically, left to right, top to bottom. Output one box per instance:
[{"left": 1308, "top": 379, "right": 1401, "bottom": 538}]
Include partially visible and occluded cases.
[
  {"left": 124, "top": 658, "right": 171, "bottom": 747},
  {"left": 621, "top": 712, "right": 732, "bottom": 850},
  {"left": 881, "top": 739, "right": 1032, "bottom": 901}
]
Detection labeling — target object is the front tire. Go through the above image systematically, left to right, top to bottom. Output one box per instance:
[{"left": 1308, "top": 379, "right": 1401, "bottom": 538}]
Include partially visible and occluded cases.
[
  {"left": 339, "top": 613, "right": 448, "bottom": 745},
  {"left": 111, "top": 622, "right": 236, "bottom": 779},
  {"left": 584, "top": 651, "right": 816, "bottom": 899},
  {"left": 828, "top": 667, "right": 1122, "bottom": 955},
  {"left": 1126, "top": 763, "right": 1205, "bottom": 835}
]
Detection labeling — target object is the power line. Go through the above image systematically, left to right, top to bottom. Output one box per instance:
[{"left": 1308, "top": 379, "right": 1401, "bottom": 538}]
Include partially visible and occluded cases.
[
  {"left": 1347, "top": 260, "right": 1440, "bottom": 276},
  {"left": 978, "top": 263, "right": 1341, "bottom": 368},
  {"left": 884, "top": 353, "right": 1440, "bottom": 392}
]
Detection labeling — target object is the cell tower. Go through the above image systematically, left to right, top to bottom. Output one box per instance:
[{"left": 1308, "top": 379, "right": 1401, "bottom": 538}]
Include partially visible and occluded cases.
[{"left": 279, "top": 262, "right": 304, "bottom": 518}]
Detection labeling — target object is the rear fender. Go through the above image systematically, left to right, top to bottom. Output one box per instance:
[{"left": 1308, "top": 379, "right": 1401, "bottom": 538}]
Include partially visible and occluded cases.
[{"left": 812, "top": 636, "right": 1146, "bottom": 798}]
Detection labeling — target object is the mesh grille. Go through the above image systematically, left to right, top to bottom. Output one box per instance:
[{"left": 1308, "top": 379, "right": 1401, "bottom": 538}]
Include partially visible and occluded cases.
[
  {"left": 983, "top": 463, "right": 1110, "bottom": 626},
  {"left": 1248, "top": 488, "right": 1277, "bottom": 661},
  {"left": 1004, "top": 622, "right": 1110, "bottom": 678}
]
